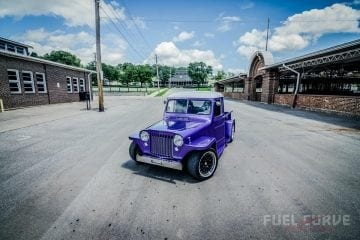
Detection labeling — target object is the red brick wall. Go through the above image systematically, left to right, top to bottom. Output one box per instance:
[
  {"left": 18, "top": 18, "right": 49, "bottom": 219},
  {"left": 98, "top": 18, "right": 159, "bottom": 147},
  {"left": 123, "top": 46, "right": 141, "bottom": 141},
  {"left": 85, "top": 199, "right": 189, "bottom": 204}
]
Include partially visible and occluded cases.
[
  {"left": 0, "top": 55, "right": 88, "bottom": 109},
  {"left": 45, "top": 65, "right": 86, "bottom": 104},
  {"left": 223, "top": 92, "right": 247, "bottom": 100},
  {"left": 274, "top": 94, "right": 360, "bottom": 116},
  {"left": 274, "top": 94, "right": 293, "bottom": 106}
]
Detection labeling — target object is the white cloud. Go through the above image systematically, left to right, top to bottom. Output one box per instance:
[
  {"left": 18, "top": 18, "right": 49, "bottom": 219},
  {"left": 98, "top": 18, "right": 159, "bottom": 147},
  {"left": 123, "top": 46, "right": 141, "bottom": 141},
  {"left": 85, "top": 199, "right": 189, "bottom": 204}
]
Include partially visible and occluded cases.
[
  {"left": 0, "top": 0, "right": 126, "bottom": 28},
  {"left": 110, "top": 0, "right": 120, "bottom": 7},
  {"left": 240, "top": 1, "right": 255, "bottom": 10},
  {"left": 236, "top": 3, "right": 360, "bottom": 57},
  {"left": 217, "top": 14, "right": 241, "bottom": 32},
  {"left": 125, "top": 16, "right": 147, "bottom": 29},
  {"left": 16, "top": 28, "right": 127, "bottom": 65},
  {"left": 238, "top": 29, "right": 267, "bottom": 47},
  {"left": 173, "top": 31, "right": 195, "bottom": 42},
  {"left": 204, "top": 33, "right": 215, "bottom": 38},
  {"left": 192, "top": 40, "right": 205, "bottom": 47},
  {"left": 145, "top": 41, "right": 223, "bottom": 70},
  {"left": 236, "top": 45, "right": 259, "bottom": 59},
  {"left": 227, "top": 68, "right": 246, "bottom": 74}
]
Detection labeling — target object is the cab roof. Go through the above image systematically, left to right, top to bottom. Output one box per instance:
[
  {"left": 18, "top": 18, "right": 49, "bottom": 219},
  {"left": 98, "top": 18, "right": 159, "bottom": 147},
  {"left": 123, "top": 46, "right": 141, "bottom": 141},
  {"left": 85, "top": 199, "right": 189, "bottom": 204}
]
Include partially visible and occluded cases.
[{"left": 167, "top": 91, "right": 223, "bottom": 99}]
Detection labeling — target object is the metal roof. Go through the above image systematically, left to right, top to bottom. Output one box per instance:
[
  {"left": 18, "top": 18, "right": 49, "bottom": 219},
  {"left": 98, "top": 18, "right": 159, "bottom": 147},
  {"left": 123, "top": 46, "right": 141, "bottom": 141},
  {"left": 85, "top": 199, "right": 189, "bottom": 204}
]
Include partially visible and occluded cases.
[
  {"left": 0, "top": 37, "right": 33, "bottom": 49},
  {"left": 262, "top": 39, "right": 360, "bottom": 70},
  {"left": 0, "top": 49, "right": 95, "bottom": 73},
  {"left": 214, "top": 74, "right": 247, "bottom": 85},
  {"left": 167, "top": 91, "right": 223, "bottom": 99}
]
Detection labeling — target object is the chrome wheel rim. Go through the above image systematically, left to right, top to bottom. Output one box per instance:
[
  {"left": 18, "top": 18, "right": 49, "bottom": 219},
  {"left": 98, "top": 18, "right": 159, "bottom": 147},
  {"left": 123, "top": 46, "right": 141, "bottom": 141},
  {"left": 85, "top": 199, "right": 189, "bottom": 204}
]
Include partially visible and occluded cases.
[{"left": 198, "top": 151, "right": 217, "bottom": 178}]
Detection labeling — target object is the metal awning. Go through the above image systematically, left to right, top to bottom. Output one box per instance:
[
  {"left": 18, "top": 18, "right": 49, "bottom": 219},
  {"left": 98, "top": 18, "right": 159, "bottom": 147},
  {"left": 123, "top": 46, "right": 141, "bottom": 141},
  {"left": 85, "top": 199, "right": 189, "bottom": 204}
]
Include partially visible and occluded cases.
[
  {"left": 261, "top": 39, "right": 360, "bottom": 71},
  {"left": 214, "top": 75, "right": 247, "bottom": 85}
]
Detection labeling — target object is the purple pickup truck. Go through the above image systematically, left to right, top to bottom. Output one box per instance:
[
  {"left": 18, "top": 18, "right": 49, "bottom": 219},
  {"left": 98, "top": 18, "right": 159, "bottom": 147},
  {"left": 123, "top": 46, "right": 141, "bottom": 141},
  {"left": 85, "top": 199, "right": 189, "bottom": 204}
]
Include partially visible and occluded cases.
[{"left": 128, "top": 92, "right": 235, "bottom": 180}]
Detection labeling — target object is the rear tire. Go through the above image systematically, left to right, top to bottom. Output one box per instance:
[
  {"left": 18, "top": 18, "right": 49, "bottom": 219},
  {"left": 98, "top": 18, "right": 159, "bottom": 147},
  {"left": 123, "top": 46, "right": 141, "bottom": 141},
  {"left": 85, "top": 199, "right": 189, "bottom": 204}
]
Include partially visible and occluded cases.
[
  {"left": 229, "top": 123, "right": 235, "bottom": 143},
  {"left": 129, "top": 141, "right": 141, "bottom": 163},
  {"left": 187, "top": 150, "right": 218, "bottom": 180}
]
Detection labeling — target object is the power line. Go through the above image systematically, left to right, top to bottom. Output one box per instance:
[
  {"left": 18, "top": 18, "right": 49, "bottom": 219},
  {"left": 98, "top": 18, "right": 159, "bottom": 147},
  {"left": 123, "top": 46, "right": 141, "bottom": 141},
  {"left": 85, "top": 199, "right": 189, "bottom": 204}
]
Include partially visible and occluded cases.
[
  {"left": 117, "top": 0, "right": 153, "bottom": 52},
  {"left": 103, "top": 2, "right": 142, "bottom": 50},
  {"left": 100, "top": 5, "right": 146, "bottom": 61},
  {"left": 100, "top": 17, "right": 359, "bottom": 23}
]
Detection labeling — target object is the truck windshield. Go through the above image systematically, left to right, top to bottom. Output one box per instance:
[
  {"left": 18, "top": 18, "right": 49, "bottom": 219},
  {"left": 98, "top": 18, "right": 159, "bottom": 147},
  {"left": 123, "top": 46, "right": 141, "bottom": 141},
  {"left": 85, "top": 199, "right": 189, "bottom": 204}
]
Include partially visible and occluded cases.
[{"left": 166, "top": 99, "right": 212, "bottom": 115}]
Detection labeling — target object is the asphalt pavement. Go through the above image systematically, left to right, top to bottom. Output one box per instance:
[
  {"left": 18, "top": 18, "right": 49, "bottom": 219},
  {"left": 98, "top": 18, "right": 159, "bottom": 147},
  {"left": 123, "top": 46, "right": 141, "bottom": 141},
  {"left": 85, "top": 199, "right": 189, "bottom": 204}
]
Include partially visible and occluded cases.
[{"left": 0, "top": 94, "right": 359, "bottom": 240}]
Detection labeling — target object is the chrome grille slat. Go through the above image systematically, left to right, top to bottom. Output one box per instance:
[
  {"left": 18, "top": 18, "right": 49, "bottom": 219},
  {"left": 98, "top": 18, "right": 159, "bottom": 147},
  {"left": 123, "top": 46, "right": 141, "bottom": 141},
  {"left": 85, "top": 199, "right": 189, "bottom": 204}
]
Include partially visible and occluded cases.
[{"left": 150, "top": 133, "right": 173, "bottom": 158}]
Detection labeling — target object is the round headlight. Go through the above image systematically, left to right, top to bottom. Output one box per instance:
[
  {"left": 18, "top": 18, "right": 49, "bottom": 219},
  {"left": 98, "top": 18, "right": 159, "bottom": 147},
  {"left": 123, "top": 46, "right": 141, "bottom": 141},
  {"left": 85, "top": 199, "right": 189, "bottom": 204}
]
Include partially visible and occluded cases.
[
  {"left": 140, "top": 131, "right": 149, "bottom": 142},
  {"left": 173, "top": 134, "right": 184, "bottom": 147}
]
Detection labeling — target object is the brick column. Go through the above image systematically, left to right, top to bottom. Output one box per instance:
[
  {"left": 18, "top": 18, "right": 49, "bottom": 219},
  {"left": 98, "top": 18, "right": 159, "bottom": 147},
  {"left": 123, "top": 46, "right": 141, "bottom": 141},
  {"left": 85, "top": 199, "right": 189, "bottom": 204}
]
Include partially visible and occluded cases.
[
  {"left": 261, "top": 70, "right": 279, "bottom": 104},
  {"left": 244, "top": 77, "right": 255, "bottom": 101}
]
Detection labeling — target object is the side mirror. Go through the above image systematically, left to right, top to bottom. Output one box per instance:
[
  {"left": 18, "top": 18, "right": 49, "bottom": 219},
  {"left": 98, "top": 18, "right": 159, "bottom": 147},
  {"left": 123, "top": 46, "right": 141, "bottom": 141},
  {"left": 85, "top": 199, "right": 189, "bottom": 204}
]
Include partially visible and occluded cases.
[{"left": 163, "top": 100, "right": 167, "bottom": 104}]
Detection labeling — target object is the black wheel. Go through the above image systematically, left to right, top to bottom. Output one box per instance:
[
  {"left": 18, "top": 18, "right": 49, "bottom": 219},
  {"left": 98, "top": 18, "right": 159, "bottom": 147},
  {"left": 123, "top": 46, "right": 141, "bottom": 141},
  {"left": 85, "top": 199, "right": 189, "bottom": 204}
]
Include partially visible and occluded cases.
[
  {"left": 229, "top": 122, "right": 235, "bottom": 143},
  {"left": 129, "top": 141, "right": 141, "bottom": 163},
  {"left": 187, "top": 150, "right": 218, "bottom": 180}
]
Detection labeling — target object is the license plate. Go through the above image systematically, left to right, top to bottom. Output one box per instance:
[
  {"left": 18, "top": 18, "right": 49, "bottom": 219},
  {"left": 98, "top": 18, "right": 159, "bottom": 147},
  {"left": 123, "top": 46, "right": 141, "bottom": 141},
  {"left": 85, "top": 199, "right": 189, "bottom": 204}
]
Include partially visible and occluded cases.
[{"left": 150, "top": 158, "right": 163, "bottom": 166}]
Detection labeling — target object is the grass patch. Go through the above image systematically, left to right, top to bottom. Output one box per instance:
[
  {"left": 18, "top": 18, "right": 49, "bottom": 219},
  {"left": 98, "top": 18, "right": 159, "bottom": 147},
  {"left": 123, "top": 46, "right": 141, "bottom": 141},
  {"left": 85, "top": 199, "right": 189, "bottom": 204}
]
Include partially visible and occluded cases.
[
  {"left": 196, "top": 87, "right": 212, "bottom": 91},
  {"left": 155, "top": 88, "right": 169, "bottom": 97}
]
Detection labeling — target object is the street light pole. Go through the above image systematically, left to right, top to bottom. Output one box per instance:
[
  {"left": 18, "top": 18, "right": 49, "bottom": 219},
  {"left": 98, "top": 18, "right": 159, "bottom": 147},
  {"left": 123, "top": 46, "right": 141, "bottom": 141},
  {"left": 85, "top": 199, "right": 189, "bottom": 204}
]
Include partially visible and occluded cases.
[
  {"left": 95, "top": 0, "right": 104, "bottom": 112},
  {"left": 265, "top": 17, "right": 270, "bottom": 51},
  {"left": 156, "top": 54, "right": 160, "bottom": 90}
]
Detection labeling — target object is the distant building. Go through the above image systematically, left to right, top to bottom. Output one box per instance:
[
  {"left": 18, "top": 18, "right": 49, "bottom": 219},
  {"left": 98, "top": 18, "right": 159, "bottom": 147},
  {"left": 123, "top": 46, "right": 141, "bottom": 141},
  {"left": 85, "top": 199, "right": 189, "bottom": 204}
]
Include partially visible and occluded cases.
[
  {"left": 0, "top": 37, "right": 95, "bottom": 110},
  {"left": 169, "top": 69, "right": 192, "bottom": 87}
]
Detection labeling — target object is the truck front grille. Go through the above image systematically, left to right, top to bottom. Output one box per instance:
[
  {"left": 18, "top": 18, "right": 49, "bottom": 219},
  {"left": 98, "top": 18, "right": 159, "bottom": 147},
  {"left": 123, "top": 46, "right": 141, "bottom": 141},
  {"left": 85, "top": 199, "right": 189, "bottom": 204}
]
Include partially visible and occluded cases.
[{"left": 150, "top": 133, "right": 173, "bottom": 158}]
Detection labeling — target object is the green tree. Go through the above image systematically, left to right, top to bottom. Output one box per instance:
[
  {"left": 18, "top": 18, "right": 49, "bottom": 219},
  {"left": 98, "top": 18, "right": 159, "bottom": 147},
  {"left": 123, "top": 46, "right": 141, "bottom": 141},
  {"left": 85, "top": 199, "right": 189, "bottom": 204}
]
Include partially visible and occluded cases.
[
  {"left": 43, "top": 50, "right": 82, "bottom": 67},
  {"left": 30, "top": 52, "right": 39, "bottom": 58},
  {"left": 86, "top": 61, "right": 97, "bottom": 86},
  {"left": 187, "top": 62, "right": 213, "bottom": 88},
  {"left": 102, "top": 63, "right": 120, "bottom": 82},
  {"left": 120, "top": 63, "right": 135, "bottom": 88},
  {"left": 134, "top": 64, "right": 153, "bottom": 87},
  {"left": 158, "top": 65, "right": 176, "bottom": 84},
  {"left": 214, "top": 70, "right": 226, "bottom": 81}
]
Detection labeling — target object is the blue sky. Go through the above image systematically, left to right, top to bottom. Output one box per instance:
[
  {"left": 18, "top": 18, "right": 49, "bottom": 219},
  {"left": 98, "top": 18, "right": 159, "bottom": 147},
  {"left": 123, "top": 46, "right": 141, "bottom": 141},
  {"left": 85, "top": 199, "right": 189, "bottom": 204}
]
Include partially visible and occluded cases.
[{"left": 0, "top": 0, "right": 359, "bottom": 73}]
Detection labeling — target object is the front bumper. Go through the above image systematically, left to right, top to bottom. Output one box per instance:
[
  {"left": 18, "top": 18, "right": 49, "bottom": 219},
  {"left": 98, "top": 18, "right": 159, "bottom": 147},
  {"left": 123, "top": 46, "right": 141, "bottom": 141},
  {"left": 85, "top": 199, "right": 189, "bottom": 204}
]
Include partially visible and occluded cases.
[{"left": 137, "top": 155, "right": 183, "bottom": 171}]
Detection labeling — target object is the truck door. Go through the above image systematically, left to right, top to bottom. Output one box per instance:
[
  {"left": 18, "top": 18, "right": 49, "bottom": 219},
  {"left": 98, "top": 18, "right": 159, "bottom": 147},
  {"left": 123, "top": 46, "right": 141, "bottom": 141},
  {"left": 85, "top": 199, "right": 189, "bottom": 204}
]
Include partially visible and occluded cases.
[{"left": 213, "top": 98, "right": 226, "bottom": 154}]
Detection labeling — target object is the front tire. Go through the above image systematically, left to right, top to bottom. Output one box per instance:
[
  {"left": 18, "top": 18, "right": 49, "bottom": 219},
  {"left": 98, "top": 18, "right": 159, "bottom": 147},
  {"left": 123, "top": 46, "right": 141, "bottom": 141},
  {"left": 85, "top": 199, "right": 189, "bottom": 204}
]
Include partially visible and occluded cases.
[
  {"left": 129, "top": 141, "right": 141, "bottom": 163},
  {"left": 187, "top": 150, "right": 218, "bottom": 180}
]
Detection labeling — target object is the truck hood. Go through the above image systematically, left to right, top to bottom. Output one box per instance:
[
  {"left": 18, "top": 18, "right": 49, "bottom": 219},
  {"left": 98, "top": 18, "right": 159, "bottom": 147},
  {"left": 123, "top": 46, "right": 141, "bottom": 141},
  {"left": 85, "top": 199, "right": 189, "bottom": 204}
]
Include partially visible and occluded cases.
[{"left": 146, "top": 117, "right": 210, "bottom": 135}]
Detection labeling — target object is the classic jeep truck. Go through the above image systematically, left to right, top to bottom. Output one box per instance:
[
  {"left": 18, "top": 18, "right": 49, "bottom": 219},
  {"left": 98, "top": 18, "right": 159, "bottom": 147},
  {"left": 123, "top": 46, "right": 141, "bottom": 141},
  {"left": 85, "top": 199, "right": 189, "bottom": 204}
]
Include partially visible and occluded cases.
[{"left": 128, "top": 92, "right": 235, "bottom": 180}]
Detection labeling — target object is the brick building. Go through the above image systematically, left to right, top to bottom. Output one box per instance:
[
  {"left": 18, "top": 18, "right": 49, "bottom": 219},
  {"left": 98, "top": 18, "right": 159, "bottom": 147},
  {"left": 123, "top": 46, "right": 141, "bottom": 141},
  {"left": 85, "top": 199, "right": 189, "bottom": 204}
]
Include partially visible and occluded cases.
[
  {"left": 0, "top": 38, "right": 94, "bottom": 110},
  {"left": 215, "top": 40, "right": 360, "bottom": 117}
]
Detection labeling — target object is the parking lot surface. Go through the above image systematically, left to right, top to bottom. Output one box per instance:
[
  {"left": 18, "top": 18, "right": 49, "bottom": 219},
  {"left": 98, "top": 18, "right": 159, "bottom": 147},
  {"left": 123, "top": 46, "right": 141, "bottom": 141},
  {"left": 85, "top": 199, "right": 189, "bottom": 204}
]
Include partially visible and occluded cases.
[{"left": 0, "top": 95, "right": 359, "bottom": 240}]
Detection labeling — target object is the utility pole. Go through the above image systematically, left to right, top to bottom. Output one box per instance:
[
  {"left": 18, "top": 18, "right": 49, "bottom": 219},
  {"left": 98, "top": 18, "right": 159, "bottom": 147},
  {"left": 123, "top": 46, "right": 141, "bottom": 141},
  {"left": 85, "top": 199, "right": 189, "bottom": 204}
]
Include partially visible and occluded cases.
[
  {"left": 95, "top": 0, "right": 104, "bottom": 112},
  {"left": 265, "top": 17, "right": 270, "bottom": 51},
  {"left": 155, "top": 54, "right": 160, "bottom": 90},
  {"left": 168, "top": 67, "right": 172, "bottom": 88}
]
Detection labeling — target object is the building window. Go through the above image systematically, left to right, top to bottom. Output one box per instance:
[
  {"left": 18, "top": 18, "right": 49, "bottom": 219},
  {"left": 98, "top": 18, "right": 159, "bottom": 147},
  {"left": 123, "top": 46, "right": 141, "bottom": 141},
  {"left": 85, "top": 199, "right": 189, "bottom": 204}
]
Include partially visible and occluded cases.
[
  {"left": 0, "top": 42, "right": 5, "bottom": 50},
  {"left": 7, "top": 44, "right": 15, "bottom": 52},
  {"left": 16, "top": 47, "right": 24, "bottom": 55},
  {"left": 7, "top": 69, "right": 21, "bottom": 94},
  {"left": 22, "top": 71, "right": 35, "bottom": 93},
  {"left": 35, "top": 72, "right": 47, "bottom": 93},
  {"left": 66, "top": 77, "right": 72, "bottom": 93},
  {"left": 72, "top": 77, "right": 79, "bottom": 93},
  {"left": 79, "top": 78, "right": 85, "bottom": 92}
]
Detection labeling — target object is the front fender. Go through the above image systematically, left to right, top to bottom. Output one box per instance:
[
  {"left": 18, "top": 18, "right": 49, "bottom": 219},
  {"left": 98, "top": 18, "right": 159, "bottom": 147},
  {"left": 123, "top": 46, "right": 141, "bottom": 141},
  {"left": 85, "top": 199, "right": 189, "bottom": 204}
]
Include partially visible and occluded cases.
[
  {"left": 129, "top": 131, "right": 140, "bottom": 140},
  {"left": 173, "top": 136, "right": 216, "bottom": 161},
  {"left": 186, "top": 136, "right": 216, "bottom": 150}
]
